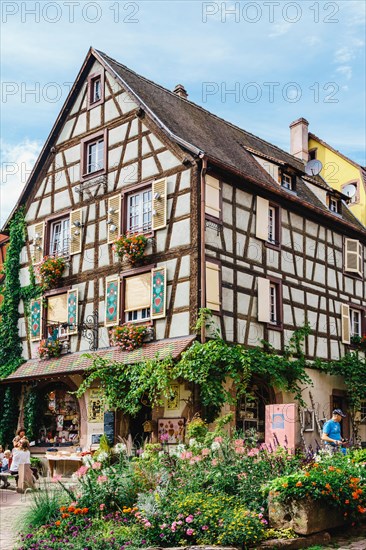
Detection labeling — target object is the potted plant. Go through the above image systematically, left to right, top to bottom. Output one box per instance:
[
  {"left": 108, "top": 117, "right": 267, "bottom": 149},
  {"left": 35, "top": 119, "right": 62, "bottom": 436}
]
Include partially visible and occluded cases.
[
  {"left": 112, "top": 233, "right": 148, "bottom": 264},
  {"left": 36, "top": 256, "right": 66, "bottom": 290},
  {"left": 110, "top": 324, "right": 148, "bottom": 351},
  {"left": 350, "top": 334, "right": 366, "bottom": 350},
  {"left": 38, "top": 338, "right": 62, "bottom": 360}
]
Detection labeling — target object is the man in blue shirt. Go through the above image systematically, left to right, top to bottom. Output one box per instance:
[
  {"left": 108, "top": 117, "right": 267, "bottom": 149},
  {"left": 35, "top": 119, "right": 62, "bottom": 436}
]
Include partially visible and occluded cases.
[{"left": 321, "top": 409, "right": 347, "bottom": 454}]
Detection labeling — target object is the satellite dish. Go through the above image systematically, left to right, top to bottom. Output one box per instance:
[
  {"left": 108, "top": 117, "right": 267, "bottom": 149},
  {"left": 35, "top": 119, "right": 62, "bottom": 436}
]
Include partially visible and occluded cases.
[
  {"left": 305, "top": 159, "right": 323, "bottom": 176},
  {"left": 342, "top": 183, "right": 357, "bottom": 199}
]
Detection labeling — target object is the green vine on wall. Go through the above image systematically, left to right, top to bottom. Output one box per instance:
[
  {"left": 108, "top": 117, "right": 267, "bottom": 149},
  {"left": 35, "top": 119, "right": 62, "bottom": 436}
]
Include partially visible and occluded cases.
[{"left": 23, "top": 386, "right": 49, "bottom": 442}]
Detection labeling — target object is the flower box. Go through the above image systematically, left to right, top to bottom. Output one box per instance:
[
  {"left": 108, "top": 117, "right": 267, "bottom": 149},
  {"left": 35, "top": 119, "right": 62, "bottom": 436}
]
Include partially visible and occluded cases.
[
  {"left": 112, "top": 233, "right": 149, "bottom": 265},
  {"left": 35, "top": 256, "right": 66, "bottom": 290},
  {"left": 110, "top": 324, "right": 148, "bottom": 351},
  {"left": 268, "top": 492, "right": 344, "bottom": 535}
]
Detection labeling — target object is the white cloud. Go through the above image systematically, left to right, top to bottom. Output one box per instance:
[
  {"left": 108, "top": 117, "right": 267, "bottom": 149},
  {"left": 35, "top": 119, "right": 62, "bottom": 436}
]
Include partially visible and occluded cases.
[
  {"left": 269, "top": 23, "right": 291, "bottom": 38},
  {"left": 304, "top": 36, "right": 321, "bottom": 47},
  {"left": 334, "top": 47, "right": 354, "bottom": 64},
  {"left": 336, "top": 65, "right": 353, "bottom": 80},
  {"left": 0, "top": 139, "right": 41, "bottom": 227}
]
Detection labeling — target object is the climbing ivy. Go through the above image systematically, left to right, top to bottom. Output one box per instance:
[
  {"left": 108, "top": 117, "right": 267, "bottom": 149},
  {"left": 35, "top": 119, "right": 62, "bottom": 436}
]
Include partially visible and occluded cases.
[
  {"left": 0, "top": 208, "right": 39, "bottom": 379},
  {"left": 76, "top": 319, "right": 313, "bottom": 422},
  {"left": 0, "top": 385, "right": 21, "bottom": 448},
  {"left": 23, "top": 386, "right": 49, "bottom": 442}
]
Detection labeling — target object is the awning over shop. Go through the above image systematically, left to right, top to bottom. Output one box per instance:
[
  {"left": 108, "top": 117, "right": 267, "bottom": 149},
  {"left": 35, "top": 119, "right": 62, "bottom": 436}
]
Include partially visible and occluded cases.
[{"left": 5, "top": 335, "right": 196, "bottom": 382}]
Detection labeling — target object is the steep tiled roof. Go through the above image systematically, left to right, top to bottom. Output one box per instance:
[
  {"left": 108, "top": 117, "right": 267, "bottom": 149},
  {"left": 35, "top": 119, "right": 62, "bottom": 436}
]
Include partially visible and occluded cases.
[
  {"left": 97, "top": 50, "right": 365, "bottom": 234},
  {"left": 5, "top": 336, "right": 195, "bottom": 381}
]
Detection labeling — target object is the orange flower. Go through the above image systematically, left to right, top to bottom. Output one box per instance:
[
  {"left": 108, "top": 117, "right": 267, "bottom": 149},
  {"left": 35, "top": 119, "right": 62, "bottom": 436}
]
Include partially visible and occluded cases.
[
  {"left": 328, "top": 466, "right": 335, "bottom": 471},
  {"left": 304, "top": 472, "right": 310, "bottom": 477},
  {"left": 350, "top": 477, "right": 360, "bottom": 484},
  {"left": 296, "top": 481, "right": 302, "bottom": 487},
  {"left": 312, "top": 482, "right": 317, "bottom": 486},
  {"left": 282, "top": 483, "right": 288, "bottom": 488},
  {"left": 325, "top": 483, "right": 332, "bottom": 491},
  {"left": 352, "top": 492, "right": 360, "bottom": 500},
  {"left": 345, "top": 500, "right": 350, "bottom": 504},
  {"left": 59, "top": 506, "right": 67, "bottom": 512},
  {"left": 68, "top": 506, "right": 75, "bottom": 513},
  {"left": 357, "top": 506, "right": 366, "bottom": 513},
  {"left": 82, "top": 508, "right": 89, "bottom": 514},
  {"left": 61, "top": 513, "right": 70, "bottom": 519},
  {"left": 55, "top": 521, "right": 61, "bottom": 526}
]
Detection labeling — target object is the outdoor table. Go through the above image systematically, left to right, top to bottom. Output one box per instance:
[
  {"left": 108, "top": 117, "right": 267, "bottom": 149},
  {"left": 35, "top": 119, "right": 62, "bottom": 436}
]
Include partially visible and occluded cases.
[{"left": 46, "top": 454, "right": 83, "bottom": 477}]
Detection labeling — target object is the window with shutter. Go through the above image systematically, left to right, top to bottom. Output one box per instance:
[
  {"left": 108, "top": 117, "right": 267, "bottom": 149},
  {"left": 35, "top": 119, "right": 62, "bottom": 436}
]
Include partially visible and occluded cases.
[
  {"left": 205, "top": 175, "right": 221, "bottom": 219},
  {"left": 152, "top": 179, "right": 167, "bottom": 230},
  {"left": 127, "top": 189, "right": 152, "bottom": 233},
  {"left": 107, "top": 195, "right": 121, "bottom": 244},
  {"left": 255, "top": 197, "right": 269, "bottom": 241},
  {"left": 70, "top": 210, "right": 83, "bottom": 255},
  {"left": 49, "top": 217, "right": 70, "bottom": 256},
  {"left": 33, "top": 222, "right": 45, "bottom": 264},
  {"left": 344, "top": 239, "right": 362, "bottom": 276},
  {"left": 206, "top": 261, "right": 221, "bottom": 312},
  {"left": 151, "top": 267, "right": 166, "bottom": 319},
  {"left": 125, "top": 273, "right": 151, "bottom": 322},
  {"left": 105, "top": 276, "right": 120, "bottom": 327},
  {"left": 46, "top": 293, "right": 68, "bottom": 339},
  {"left": 30, "top": 299, "right": 42, "bottom": 341},
  {"left": 341, "top": 304, "right": 350, "bottom": 344}
]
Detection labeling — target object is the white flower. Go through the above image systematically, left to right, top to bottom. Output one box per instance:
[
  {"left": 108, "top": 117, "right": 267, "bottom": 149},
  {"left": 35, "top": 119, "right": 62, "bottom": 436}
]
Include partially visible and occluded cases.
[
  {"left": 189, "top": 438, "right": 197, "bottom": 447},
  {"left": 211, "top": 441, "right": 221, "bottom": 451},
  {"left": 113, "top": 443, "right": 127, "bottom": 454},
  {"left": 176, "top": 444, "right": 186, "bottom": 454},
  {"left": 98, "top": 451, "right": 109, "bottom": 462},
  {"left": 141, "top": 452, "right": 147, "bottom": 459},
  {"left": 82, "top": 455, "right": 93, "bottom": 465}
]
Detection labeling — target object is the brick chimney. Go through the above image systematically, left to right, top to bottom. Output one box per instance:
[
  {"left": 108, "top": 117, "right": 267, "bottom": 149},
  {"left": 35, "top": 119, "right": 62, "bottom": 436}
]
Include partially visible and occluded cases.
[
  {"left": 173, "top": 84, "right": 188, "bottom": 99},
  {"left": 289, "top": 118, "right": 309, "bottom": 161}
]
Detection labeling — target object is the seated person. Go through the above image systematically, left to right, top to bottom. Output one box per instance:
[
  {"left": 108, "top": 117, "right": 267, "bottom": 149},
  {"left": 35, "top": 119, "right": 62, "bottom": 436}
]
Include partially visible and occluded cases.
[
  {"left": 10, "top": 439, "right": 31, "bottom": 483},
  {"left": 0, "top": 445, "right": 4, "bottom": 461},
  {"left": 0, "top": 450, "right": 12, "bottom": 488}
]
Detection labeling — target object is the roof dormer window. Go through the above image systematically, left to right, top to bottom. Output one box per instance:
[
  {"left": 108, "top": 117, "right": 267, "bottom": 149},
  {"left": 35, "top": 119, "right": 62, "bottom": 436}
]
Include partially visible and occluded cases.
[
  {"left": 282, "top": 173, "right": 293, "bottom": 190},
  {"left": 328, "top": 195, "right": 341, "bottom": 214}
]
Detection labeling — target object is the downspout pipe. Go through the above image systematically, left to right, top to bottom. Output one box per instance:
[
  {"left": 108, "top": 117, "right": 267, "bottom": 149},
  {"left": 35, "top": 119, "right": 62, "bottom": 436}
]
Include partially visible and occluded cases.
[{"left": 200, "top": 154, "right": 207, "bottom": 343}]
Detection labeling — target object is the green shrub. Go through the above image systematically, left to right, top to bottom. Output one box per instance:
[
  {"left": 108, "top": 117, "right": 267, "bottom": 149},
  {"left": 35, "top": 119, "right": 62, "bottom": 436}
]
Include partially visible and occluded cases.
[{"left": 18, "top": 484, "right": 63, "bottom": 532}]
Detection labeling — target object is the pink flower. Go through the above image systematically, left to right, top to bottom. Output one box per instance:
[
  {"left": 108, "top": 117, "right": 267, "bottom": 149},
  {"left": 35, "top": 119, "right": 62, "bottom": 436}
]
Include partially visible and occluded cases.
[
  {"left": 214, "top": 436, "right": 223, "bottom": 443},
  {"left": 234, "top": 438, "right": 244, "bottom": 446},
  {"left": 235, "top": 447, "right": 245, "bottom": 454},
  {"left": 201, "top": 448, "right": 210, "bottom": 456},
  {"left": 247, "top": 448, "right": 259, "bottom": 457},
  {"left": 186, "top": 451, "right": 192, "bottom": 459},
  {"left": 211, "top": 458, "right": 218, "bottom": 466},
  {"left": 92, "top": 462, "right": 102, "bottom": 470},
  {"left": 76, "top": 465, "right": 89, "bottom": 477},
  {"left": 51, "top": 474, "right": 62, "bottom": 482},
  {"left": 97, "top": 475, "right": 108, "bottom": 484},
  {"left": 100, "top": 504, "right": 105, "bottom": 510},
  {"left": 185, "top": 515, "right": 194, "bottom": 523},
  {"left": 143, "top": 521, "right": 152, "bottom": 528},
  {"left": 201, "top": 525, "right": 209, "bottom": 531},
  {"left": 186, "top": 528, "right": 194, "bottom": 536}
]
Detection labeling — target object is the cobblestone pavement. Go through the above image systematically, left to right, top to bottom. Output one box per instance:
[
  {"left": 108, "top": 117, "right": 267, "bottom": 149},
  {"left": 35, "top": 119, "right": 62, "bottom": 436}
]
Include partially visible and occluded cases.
[
  {"left": 0, "top": 489, "right": 32, "bottom": 550},
  {"left": 319, "top": 526, "right": 366, "bottom": 550}
]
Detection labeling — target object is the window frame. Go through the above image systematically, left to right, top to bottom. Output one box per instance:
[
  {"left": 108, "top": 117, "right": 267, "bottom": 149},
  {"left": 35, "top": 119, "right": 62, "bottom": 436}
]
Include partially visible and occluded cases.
[
  {"left": 87, "top": 71, "right": 105, "bottom": 109},
  {"left": 80, "top": 129, "right": 108, "bottom": 181},
  {"left": 308, "top": 148, "right": 317, "bottom": 161},
  {"left": 281, "top": 173, "right": 295, "bottom": 191},
  {"left": 121, "top": 182, "right": 154, "bottom": 237},
  {"left": 126, "top": 188, "right": 153, "bottom": 235},
  {"left": 328, "top": 195, "right": 341, "bottom": 214},
  {"left": 266, "top": 203, "right": 281, "bottom": 249},
  {"left": 44, "top": 212, "right": 71, "bottom": 259},
  {"left": 49, "top": 217, "right": 70, "bottom": 257},
  {"left": 343, "top": 237, "right": 363, "bottom": 279},
  {"left": 267, "top": 276, "right": 283, "bottom": 330},
  {"left": 350, "top": 308, "right": 362, "bottom": 338}
]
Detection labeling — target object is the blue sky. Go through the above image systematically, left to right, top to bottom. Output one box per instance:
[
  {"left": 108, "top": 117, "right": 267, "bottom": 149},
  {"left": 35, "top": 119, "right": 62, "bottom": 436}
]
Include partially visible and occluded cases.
[{"left": 1, "top": 0, "right": 365, "bottom": 225}]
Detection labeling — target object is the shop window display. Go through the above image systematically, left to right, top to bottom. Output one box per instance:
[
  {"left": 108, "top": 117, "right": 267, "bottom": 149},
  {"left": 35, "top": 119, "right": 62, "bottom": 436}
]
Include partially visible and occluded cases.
[{"left": 38, "top": 388, "right": 80, "bottom": 446}]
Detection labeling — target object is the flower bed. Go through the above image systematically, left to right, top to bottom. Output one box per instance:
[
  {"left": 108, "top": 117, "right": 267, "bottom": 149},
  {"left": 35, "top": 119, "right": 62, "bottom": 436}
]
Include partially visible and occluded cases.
[{"left": 16, "top": 421, "right": 366, "bottom": 549}]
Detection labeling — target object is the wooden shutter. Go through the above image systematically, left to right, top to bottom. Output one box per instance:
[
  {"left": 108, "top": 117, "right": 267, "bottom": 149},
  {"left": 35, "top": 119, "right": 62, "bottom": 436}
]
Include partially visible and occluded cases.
[
  {"left": 205, "top": 175, "right": 221, "bottom": 218},
  {"left": 152, "top": 178, "right": 167, "bottom": 230},
  {"left": 107, "top": 195, "right": 121, "bottom": 244},
  {"left": 255, "top": 196, "right": 269, "bottom": 241},
  {"left": 70, "top": 209, "right": 83, "bottom": 255},
  {"left": 33, "top": 222, "right": 45, "bottom": 263},
  {"left": 344, "top": 239, "right": 362, "bottom": 276},
  {"left": 206, "top": 261, "right": 221, "bottom": 311},
  {"left": 151, "top": 267, "right": 167, "bottom": 319},
  {"left": 125, "top": 273, "right": 151, "bottom": 312},
  {"left": 105, "top": 275, "right": 120, "bottom": 327},
  {"left": 257, "top": 277, "right": 270, "bottom": 323},
  {"left": 67, "top": 288, "right": 78, "bottom": 335},
  {"left": 30, "top": 298, "right": 43, "bottom": 341},
  {"left": 341, "top": 304, "right": 350, "bottom": 344}
]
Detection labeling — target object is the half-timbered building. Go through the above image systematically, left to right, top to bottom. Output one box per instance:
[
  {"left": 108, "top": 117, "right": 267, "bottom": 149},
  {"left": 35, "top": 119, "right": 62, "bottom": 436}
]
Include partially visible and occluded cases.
[{"left": 3, "top": 48, "right": 366, "bottom": 451}]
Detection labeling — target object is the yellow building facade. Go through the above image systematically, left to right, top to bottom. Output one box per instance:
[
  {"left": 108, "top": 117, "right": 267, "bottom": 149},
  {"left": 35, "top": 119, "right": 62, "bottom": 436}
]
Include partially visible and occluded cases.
[{"left": 308, "top": 133, "right": 366, "bottom": 227}]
